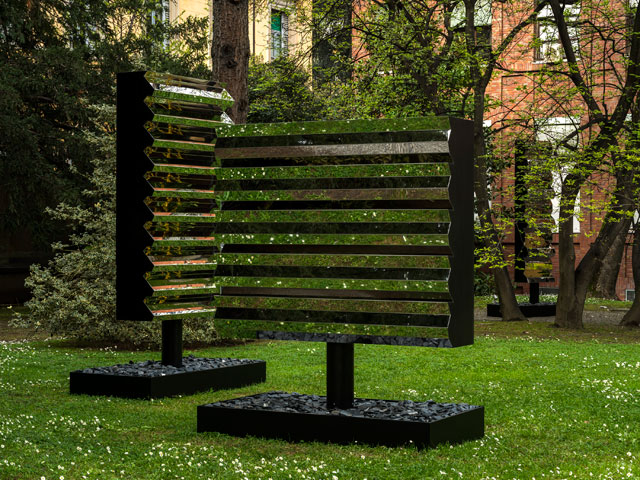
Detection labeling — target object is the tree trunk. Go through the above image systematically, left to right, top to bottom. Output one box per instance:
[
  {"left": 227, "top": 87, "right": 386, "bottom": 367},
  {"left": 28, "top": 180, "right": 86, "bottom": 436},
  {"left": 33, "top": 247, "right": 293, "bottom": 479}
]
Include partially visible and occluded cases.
[
  {"left": 212, "top": 0, "right": 249, "bottom": 124},
  {"left": 555, "top": 195, "right": 633, "bottom": 328},
  {"left": 592, "top": 217, "right": 631, "bottom": 299},
  {"left": 621, "top": 223, "right": 640, "bottom": 326}
]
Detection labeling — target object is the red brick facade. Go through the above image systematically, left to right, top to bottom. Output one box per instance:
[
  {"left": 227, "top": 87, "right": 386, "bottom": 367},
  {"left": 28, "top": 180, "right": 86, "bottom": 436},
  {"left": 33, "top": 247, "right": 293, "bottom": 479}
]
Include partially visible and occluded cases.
[{"left": 486, "top": 0, "right": 635, "bottom": 300}]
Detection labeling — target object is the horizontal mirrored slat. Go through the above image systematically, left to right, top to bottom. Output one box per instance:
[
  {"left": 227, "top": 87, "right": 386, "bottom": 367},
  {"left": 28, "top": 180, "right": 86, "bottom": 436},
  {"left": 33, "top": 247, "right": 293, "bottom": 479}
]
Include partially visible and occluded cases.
[
  {"left": 145, "top": 71, "right": 228, "bottom": 91},
  {"left": 150, "top": 88, "right": 234, "bottom": 108},
  {"left": 146, "top": 98, "right": 224, "bottom": 120},
  {"left": 152, "top": 114, "right": 224, "bottom": 129},
  {"left": 215, "top": 117, "right": 450, "bottom": 137},
  {"left": 145, "top": 121, "right": 215, "bottom": 143},
  {"left": 217, "top": 130, "right": 447, "bottom": 149},
  {"left": 152, "top": 139, "right": 216, "bottom": 152},
  {"left": 215, "top": 141, "right": 449, "bottom": 159},
  {"left": 146, "top": 147, "right": 214, "bottom": 165},
  {"left": 219, "top": 153, "right": 451, "bottom": 168},
  {"left": 152, "top": 163, "right": 217, "bottom": 175},
  {"left": 217, "top": 163, "right": 450, "bottom": 180},
  {"left": 146, "top": 172, "right": 215, "bottom": 190},
  {"left": 216, "top": 176, "right": 449, "bottom": 191},
  {"left": 152, "top": 188, "right": 216, "bottom": 199},
  {"left": 219, "top": 188, "right": 449, "bottom": 202},
  {"left": 146, "top": 198, "right": 216, "bottom": 214},
  {"left": 220, "top": 200, "right": 451, "bottom": 211},
  {"left": 216, "top": 210, "right": 450, "bottom": 224},
  {"left": 153, "top": 212, "right": 217, "bottom": 222},
  {"left": 214, "top": 222, "right": 449, "bottom": 235},
  {"left": 148, "top": 223, "right": 215, "bottom": 237},
  {"left": 214, "top": 233, "right": 449, "bottom": 246},
  {"left": 152, "top": 236, "right": 217, "bottom": 246},
  {"left": 219, "top": 244, "right": 451, "bottom": 255},
  {"left": 217, "top": 254, "right": 449, "bottom": 269},
  {"left": 153, "top": 258, "right": 217, "bottom": 272},
  {"left": 152, "top": 260, "right": 216, "bottom": 272},
  {"left": 214, "top": 265, "right": 449, "bottom": 281},
  {"left": 147, "top": 268, "right": 216, "bottom": 281},
  {"left": 148, "top": 274, "right": 215, "bottom": 286},
  {"left": 216, "top": 276, "right": 449, "bottom": 292},
  {"left": 151, "top": 283, "right": 217, "bottom": 296},
  {"left": 219, "top": 286, "right": 451, "bottom": 301},
  {"left": 216, "top": 296, "right": 449, "bottom": 314},
  {"left": 152, "top": 306, "right": 217, "bottom": 319},
  {"left": 215, "top": 307, "right": 449, "bottom": 327},
  {"left": 214, "top": 318, "right": 448, "bottom": 341},
  {"left": 255, "top": 330, "right": 451, "bottom": 347}
]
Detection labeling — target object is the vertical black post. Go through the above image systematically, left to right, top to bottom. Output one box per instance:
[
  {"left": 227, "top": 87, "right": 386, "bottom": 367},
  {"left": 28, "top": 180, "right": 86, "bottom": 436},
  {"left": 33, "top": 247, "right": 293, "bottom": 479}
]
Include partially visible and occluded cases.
[
  {"left": 529, "top": 282, "right": 540, "bottom": 305},
  {"left": 162, "top": 319, "right": 183, "bottom": 367},
  {"left": 326, "top": 342, "right": 354, "bottom": 409}
]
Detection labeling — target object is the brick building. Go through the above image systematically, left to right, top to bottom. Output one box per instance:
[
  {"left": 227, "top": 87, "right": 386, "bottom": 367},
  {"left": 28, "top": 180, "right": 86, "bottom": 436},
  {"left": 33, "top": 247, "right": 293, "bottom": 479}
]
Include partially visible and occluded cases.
[{"left": 484, "top": 0, "right": 637, "bottom": 300}]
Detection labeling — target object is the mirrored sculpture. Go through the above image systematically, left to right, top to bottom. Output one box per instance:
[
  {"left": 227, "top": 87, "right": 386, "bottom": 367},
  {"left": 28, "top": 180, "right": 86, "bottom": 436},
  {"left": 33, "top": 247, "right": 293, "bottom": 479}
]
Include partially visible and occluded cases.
[
  {"left": 69, "top": 72, "right": 266, "bottom": 398},
  {"left": 195, "top": 116, "right": 484, "bottom": 447}
]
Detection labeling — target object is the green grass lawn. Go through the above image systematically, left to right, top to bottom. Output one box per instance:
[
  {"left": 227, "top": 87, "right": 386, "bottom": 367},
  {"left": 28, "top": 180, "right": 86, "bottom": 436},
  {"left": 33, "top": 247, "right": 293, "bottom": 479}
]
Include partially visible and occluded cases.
[{"left": 1, "top": 332, "right": 639, "bottom": 480}]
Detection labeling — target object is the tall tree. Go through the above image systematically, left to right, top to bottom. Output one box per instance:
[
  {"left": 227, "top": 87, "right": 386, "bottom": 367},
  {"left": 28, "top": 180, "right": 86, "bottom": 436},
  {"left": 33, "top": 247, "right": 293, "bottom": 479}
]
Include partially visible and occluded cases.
[
  {"left": 212, "top": 0, "right": 250, "bottom": 123},
  {"left": 541, "top": 0, "right": 640, "bottom": 327}
]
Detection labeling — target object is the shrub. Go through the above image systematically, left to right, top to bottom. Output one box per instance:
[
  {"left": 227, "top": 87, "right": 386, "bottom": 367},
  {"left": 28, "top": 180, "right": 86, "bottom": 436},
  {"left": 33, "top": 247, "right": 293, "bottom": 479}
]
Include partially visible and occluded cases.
[{"left": 11, "top": 105, "right": 217, "bottom": 347}]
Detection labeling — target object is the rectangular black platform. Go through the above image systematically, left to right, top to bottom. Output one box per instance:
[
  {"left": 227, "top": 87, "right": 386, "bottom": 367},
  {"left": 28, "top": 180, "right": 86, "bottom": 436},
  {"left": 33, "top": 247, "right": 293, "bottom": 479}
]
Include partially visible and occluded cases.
[
  {"left": 487, "top": 302, "right": 556, "bottom": 317},
  {"left": 70, "top": 358, "right": 266, "bottom": 399},
  {"left": 197, "top": 392, "right": 484, "bottom": 448}
]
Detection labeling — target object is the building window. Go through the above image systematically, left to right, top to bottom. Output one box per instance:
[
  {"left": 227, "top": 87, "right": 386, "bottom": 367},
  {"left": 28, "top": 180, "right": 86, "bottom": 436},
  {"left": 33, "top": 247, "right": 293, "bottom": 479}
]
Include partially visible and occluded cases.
[
  {"left": 151, "top": 0, "right": 171, "bottom": 25},
  {"left": 534, "top": 1, "right": 580, "bottom": 62},
  {"left": 271, "top": 10, "right": 288, "bottom": 60},
  {"left": 535, "top": 117, "right": 581, "bottom": 233}
]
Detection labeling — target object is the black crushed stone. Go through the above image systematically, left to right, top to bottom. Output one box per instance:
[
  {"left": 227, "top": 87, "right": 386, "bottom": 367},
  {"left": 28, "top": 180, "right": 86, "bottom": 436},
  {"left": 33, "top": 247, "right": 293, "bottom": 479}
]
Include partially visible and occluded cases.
[
  {"left": 257, "top": 331, "right": 452, "bottom": 348},
  {"left": 79, "top": 355, "right": 262, "bottom": 377},
  {"left": 204, "top": 391, "right": 479, "bottom": 423}
]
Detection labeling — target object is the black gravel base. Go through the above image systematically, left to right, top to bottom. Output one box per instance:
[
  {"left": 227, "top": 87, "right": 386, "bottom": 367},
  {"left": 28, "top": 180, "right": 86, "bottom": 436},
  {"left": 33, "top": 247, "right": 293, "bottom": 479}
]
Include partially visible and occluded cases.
[
  {"left": 486, "top": 302, "right": 556, "bottom": 318},
  {"left": 70, "top": 356, "right": 266, "bottom": 399},
  {"left": 198, "top": 391, "right": 484, "bottom": 448}
]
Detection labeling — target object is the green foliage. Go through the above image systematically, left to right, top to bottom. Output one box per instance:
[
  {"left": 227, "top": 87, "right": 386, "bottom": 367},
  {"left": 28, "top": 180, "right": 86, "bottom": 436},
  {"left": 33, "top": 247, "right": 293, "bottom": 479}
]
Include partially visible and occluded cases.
[
  {"left": 0, "top": 0, "right": 211, "bottom": 250},
  {"left": 7, "top": 0, "right": 217, "bottom": 344},
  {"left": 303, "top": 0, "right": 472, "bottom": 120},
  {"left": 247, "top": 56, "right": 326, "bottom": 123},
  {"left": 11, "top": 105, "right": 216, "bottom": 346},
  {"left": 474, "top": 270, "right": 496, "bottom": 296}
]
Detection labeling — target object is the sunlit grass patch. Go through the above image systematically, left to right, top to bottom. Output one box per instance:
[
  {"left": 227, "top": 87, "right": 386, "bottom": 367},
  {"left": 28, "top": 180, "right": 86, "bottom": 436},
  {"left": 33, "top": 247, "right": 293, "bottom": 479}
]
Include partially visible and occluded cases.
[{"left": 0, "top": 335, "right": 639, "bottom": 479}]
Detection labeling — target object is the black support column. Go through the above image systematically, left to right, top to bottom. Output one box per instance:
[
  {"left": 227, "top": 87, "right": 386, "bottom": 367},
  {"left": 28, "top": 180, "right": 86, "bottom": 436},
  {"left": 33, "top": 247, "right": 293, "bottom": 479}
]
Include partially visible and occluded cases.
[
  {"left": 529, "top": 282, "right": 540, "bottom": 305},
  {"left": 162, "top": 319, "right": 183, "bottom": 367},
  {"left": 326, "top": 342, "right": 354, "bottom": 409}
]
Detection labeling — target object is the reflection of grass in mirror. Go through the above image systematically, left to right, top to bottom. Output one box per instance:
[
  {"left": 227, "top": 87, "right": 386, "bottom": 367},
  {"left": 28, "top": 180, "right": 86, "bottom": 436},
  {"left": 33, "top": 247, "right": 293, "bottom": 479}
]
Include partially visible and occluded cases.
[
  {"left": 217, "top": 163, "right": 450, "bottom": 180},
  {"left": 220, "top": 188, "right": 449, "bottom": 202},
  {"left": 216, "top": 209, "right": 450, "bottom": 223},
  {"left": 215, "top": 233, "right": 449, "bottom": 246},
  {"left": 218, "top": 253, "right": 450, "bottom": 269},
  {"left": 216, "top": 276, "right": 449, "bottom": 292},
  {"left": 216, "top": 296, "right": 451, "bottom": 314},
  {"left": 215, "top": 318, "right": 448, "bottom": 340}
]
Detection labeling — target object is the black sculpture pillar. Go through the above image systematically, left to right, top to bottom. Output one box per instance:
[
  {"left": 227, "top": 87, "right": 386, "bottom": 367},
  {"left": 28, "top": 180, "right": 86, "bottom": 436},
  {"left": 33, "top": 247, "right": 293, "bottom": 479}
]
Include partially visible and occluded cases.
[
  {"left": 529, "top": 282, "right": 540, "bottom": 305},
  {"left": 162, "top": 319, "right": 183, "bottom": 367},
  {"left": 326, "top": 342, "right": 354, "bottom": 409}
]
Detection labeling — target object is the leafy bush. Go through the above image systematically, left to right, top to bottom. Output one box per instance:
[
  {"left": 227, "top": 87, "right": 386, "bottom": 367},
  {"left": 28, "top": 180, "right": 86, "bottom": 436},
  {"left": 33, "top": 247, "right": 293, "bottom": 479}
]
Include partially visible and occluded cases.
[
  {"left": 248, "top": 56, "right": 326, "bottom": 123},
  {"left": 11, "top": 105, "right": 217, "bottom": 347},
  {"left": 474, "top": 270, "right": 496, "bottom": 296}
]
